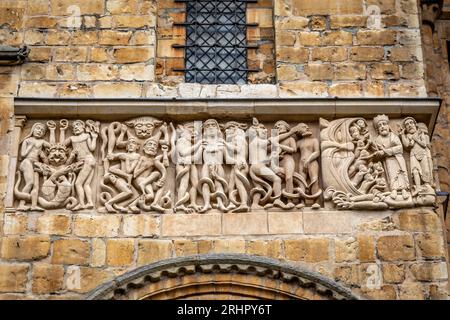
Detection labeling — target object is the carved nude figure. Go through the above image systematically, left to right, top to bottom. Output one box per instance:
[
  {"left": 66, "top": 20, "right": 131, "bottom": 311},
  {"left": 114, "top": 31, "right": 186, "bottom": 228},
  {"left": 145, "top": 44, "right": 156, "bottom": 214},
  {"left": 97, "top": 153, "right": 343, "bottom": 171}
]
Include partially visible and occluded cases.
[
  {"left": 372, "top": 115, "right": 410, "bottom": 200},
  {"left": 400, "top": 117, "right": 434, "bottom": 196},
  {"left": 248, "top": 118, "right": 284, "bottom": 210},
  {"left": 198, "top": 119, "right": 229, "bottom": 213},
  {"left": 64, "top": 120, "right": 99, "bottom": 210},
  {"left": 271, "top": 120, "right": 297, "bottom": 209},
  {"left": 224, "top": 121, "right": 251, "bottom": 213},
  {"left": 15, "top": 122, "right": 50, "bottom": 211},
  {"left": 170, "top": 122, "right": 203, "bottom": 213},
  {"left": 295, "top": 123, "right": 321, "bottom": 209},
  {"left": 132, "top": 135, "right": 168, "bottom": 212},
  {"left": 103, "top": 137, "right": 141, "bottom": 212}
]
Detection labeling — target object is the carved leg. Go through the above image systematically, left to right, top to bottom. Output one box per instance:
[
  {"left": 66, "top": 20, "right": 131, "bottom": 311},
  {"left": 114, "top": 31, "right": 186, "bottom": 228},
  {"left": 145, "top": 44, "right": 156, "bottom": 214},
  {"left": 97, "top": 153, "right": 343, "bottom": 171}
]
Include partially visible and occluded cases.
[
  {"left": 308, "top": 161, "right": 321, "bottom": 209},
  {"left": 83, "top": 166, "right": 95, "bottom": 209},
  {"left": 30, "top": 172, "right": 44, "bottom": 211}
]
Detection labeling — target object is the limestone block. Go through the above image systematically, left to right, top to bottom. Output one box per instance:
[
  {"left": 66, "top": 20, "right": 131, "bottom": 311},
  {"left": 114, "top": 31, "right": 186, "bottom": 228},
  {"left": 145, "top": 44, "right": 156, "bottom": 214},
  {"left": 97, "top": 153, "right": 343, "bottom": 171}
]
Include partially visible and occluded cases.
[
  {"left": 27, "top": 0, "right": 49, "bottom": 16},
  {"left": 51, "top": 0, "right": 105, "bottom": 15},
  {"left": 107, "top": 0, "right": 139, "bottom": 14},
  {"left": 291, "top": 0, "right": 364, "bottom": 15},
  {"left": 0, "top": 1, "right": 25, "bottom": 30},
  {"left": 114, "top": 15, "right": 155, "bottom": 28},
  {"left": 330, "top": 16, "right": 367, "bottom": 29},
  {"left": 25, "top": 17, "right": 57, "bottom": 29},
  {"left": 276, "top": 17, "right": 309, "bottom": 30},
  {"left": 46, "top": 30, "right": 71, "bottom": 45},
  {"left": 99, "top": 30, "right": 132, "bottom": 46},
  {"left": 356, "top": 30, "right": 397, "bottom": 45},
  {"left": 72, "top": 31, "right": 98, "bottom": 45},
  {"left": 321, "top": 31, "right": 353, "bottom": 46},
  {"left": 298, "top": 32, "right": 321, "bottom": 46},
  {"left": 28, "top": 47, "right": 52, "bottom": 62},
  {"left": 54, "top": 47, "right": 88, "bottom": 62},
  {"left": 114, "top": 47, "right": 153, "bottom": 63},
  {"left": 276, "top": 47, "right": 309, "bottom": 63},
  {"left": 311, "top": 47, "right": 347, "bottom": 62},
  {"left": 77, "top": 64, "right": 119, "bottom": 81},
  {"left": 119, "top": 64, "right": 155, "bottom": 81},
  {"left": 305, "top": 64, "right": 334, "bottom": 81},
  {"left": 335, "top": 64, "right": 367, "bottom": 80},
  {"left": 279, "top": 82, "right": 328, "bottom": 97},
  {"left": 92, "top": 83, "right": 142, "bottom": 98},
  {"left": 329, "top": 83, "right": 363, "bottom": 97},
  {"left": 388, "top": 83, "right": 421, "bottom": 97},
  {"left": 397, "top": 209, "right": 442, "bottom": 232},
  {"left": 268, "top": 211, "right": 303, "bottom": 234},
  {"left": 303, "top": 211, "right": 352, "bottom": 234},
  {"left": 3, "top": 212, "right": 28, "bottom": 235},
  {"left": 223, "top": 212, "right": 268, "bottom": 235},
  {"left": 36, "top": 214, "right": 71, "bottom": 235},
  {"left": 162, "top": 214, "right": 221, "bottom": 237},
  {"left": 74, "top": 215, "right": 120, "bottom": 237},
  {"left": 122, "top": 215, "right": 159, "bottom": 237},
  {"left": 416, "top": 233, "right": 446, "bottom": 259},
  {"left": 357, "top": 234, "right": 376, "bottom": 262},
  {"left": 1, "top": 235, "right": 50, "bottom": 260},
  {"left": 377, "top": 235, "right": 415, "bottom": 261},
  {"left": 335, "top": 237, "right": 358, "bottom": 262},
  {"left": 284, "top": 238, "right": 330, "bottom": 262},
  {"left": 52, "top": 239, "right": 90, "bottom": 265},
  {"left": 91, "top": 239, "right": 106, "bottom": 267},
  {"left": 106, "top": 239, "right": 135, "bottom": 266},
  {"left": 213, "top": 239, "right": 246, "bottom": 254},
  {"left": 137, "top": 240, "right": 172, "bottom": 265},
  {"left": 174, "top": 240, "right": 198, "bottom": 257},
  {"left": 246, "top": 240, "right": 283, "bottom": 259},
  {"left": 410, "top": 262, "right": 448, "bottom": 281},
  {"left": 382, "top": 263, "right": 405, "bottom": 283},
  {"left": 0, "top": 264, "right": 29, "bottom": 293},
  {"left": 32, "top": 264, "right": 64, "bottom": 294},
  {"left": 399, "top": 281, "right": 425, "bottom": 300},
  {"left": 361, "top": 285, "right": 397, "bottom": 299}
]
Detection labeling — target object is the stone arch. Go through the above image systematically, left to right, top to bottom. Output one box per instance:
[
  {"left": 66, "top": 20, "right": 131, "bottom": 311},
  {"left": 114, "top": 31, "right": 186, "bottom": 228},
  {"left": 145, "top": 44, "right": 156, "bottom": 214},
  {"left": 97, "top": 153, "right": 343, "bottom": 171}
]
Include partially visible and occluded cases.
[{"left": 86, "top": 254, "right": 363, "bottom": 300}]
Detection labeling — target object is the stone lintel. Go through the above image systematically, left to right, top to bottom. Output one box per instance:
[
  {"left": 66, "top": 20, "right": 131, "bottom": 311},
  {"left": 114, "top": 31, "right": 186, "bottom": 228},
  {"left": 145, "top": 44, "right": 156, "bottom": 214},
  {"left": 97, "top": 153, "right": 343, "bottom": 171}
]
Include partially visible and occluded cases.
[{"left": 14, "top": 98, "right": 441, "bottom": 133}]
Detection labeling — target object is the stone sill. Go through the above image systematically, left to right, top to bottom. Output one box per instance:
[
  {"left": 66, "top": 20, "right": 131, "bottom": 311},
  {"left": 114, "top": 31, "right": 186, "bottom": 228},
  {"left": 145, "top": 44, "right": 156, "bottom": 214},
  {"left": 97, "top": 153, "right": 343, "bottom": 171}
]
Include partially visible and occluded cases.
[{"left": 14, "top": 97, "right": 441, "bottom": 133}]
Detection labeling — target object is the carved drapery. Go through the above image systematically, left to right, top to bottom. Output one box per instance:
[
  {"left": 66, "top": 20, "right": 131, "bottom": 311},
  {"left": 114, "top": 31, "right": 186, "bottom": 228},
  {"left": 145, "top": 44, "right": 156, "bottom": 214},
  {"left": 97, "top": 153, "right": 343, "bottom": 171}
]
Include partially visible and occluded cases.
[{"left": 9, "top": 113, "right": 437, "bottom": 213}]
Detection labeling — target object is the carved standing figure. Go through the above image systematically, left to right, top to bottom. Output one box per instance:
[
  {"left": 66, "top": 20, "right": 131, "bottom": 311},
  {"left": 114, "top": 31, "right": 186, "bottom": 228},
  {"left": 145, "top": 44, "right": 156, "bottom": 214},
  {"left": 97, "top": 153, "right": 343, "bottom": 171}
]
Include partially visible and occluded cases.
[
  {"left": 372, "top": 115, "right": 410, "bottom": 200},
  {"left": 400, "top": 117, "right": 434, "bottom": 195},
  {"left": 248, "top": 118, "right": 284, "bottom": 210},
  {"left": 198, "top": 119, "right": 229, "bottom": 213},
  {"left": 64, "top": 120, "right": 99, "bottom": 210},
  {"left": 224, "top": 121, "right": 250, "bottom": 213},
  {"left": 15, "top": 122, "right": 50, "bottom": 211},
  {"left": 171, "top": 122, "right": 203, "bottom": 213},
  {"left": 295, "top": 123, "right": 321, "bottom": 209}
]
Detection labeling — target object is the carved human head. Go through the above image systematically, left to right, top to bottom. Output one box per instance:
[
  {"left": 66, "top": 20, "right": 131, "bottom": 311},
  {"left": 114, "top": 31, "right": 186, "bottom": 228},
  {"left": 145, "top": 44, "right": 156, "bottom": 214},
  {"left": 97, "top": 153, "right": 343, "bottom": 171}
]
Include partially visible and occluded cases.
[
  {"left": 373, "top": 115, "right": 390, "bottom": 136},
  {"left": 126, "top": 117, "right": 162, "bottom": 139},
  {"left": 403, "top": 117, "right": 417, "bottom": 134},
  {"left": 203, "top": 119, "right": 222, "bottom": 137},
  {"left": 356, "top": 119, "right": 367, "bottom": 129},
  {"left": 72, "top": 120, "right": 85, "bottom": 135},
  {"left": 273, "top": 120, "right": 290, "bottom": 134},
  {"left": 225, "top": 121, "right": 247, "bottom": 137},
  {"left": 417, "top": 122, "right": 429, "bottom": 135},
  {"left": 31, "top": 123, "right": 47, "bottom": 139},
  {"left": 296, "top": 123, "right": 312, "bottom": 137},
  {"left": 349, "top": 126, "right": 361, "bottom": 140},
  {"left": 126, "top": 137, "right": 139, "bottom": 153},
  {"left": 143, "top": 137, "right": 159, "bottom": 156},
  {"left": 47, "top": 144, "right": 68, "bottom": 166},
  {"left": 104, "top": 173, "right": 117, "bottom": 184}
]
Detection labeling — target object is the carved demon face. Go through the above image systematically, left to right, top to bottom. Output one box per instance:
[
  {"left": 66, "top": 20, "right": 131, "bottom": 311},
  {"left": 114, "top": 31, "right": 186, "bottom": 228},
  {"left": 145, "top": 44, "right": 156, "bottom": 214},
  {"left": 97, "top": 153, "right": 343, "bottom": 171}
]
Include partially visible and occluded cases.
[
  {"left": 134, "top": 122, "right": 155, "bottom": 139},
  {"left": 48, "top": 144, "right": 68, "bottom": 166}
]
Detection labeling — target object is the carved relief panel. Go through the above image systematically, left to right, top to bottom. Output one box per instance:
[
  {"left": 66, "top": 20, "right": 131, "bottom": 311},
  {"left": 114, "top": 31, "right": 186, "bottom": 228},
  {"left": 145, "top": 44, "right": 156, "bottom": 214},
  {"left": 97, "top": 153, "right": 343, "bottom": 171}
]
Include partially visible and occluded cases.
[{"left": 10, "top": 115, "right": 436, "bottom": 214}]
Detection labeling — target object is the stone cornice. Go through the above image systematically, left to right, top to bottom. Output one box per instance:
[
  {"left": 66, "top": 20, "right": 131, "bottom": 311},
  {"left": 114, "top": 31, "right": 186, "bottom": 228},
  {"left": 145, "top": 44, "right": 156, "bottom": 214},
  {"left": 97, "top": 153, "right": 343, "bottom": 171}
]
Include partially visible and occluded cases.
[
  {"left": 0, "top": 46, "right": 30, "bottom": 66},
  {"left": 14, "top": 97, "right": 441, "bottom": 135}
]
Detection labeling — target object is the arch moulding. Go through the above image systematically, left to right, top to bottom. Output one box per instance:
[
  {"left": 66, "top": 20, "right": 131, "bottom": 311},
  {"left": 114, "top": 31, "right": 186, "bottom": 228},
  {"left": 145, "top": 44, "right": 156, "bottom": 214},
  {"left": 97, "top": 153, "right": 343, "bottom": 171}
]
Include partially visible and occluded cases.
[{"left": 85, "top": 254, "right": 364, "bottom": 300}]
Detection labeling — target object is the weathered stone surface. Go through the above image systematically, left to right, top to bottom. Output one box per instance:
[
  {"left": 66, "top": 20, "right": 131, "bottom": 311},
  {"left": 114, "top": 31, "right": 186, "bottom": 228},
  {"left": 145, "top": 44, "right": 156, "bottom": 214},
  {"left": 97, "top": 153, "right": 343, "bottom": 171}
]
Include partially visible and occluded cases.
[
  {"left": 51, "top": 0, "right": 105, "bottom": 15},
  {"left": 291, "top": 0, "right": 363, "bottom": 15},
  {"left": 330, "top": 16, "right": 367, "bottom": 28},
  {"left": 99, "top": 30, "right": 132, "bottom": 45},
  {"left": 356, "top": 30, "right": 397, "bottom": 45},
  {"left": 114, "top": 47, "right": 153, "bottom": 63},
  {"left": 277, "top": 47, "right": 309, "bottom": 63},
  {"left": 311, "top": 47, "right": 347, "bottom": 62},
  {"left": 351, "top": 47, "right": 385, "bottom": 62},
  {"left": 371, "top": 63, "right": 400, "bottom": 80},
  {"left": 92, "top": 83, "right": 142, "bottom": 98},
  {"left": 398, "top": 210, "right": 442, "bottom": 232},
  {"left": 268, "top": 211, "right": 303, "bottom": 234},
  {"left": 303, "top": 211, "right": 352, "bottom": 234},
  {"left": 223, "top": 212, "right": 267, "bottom": 235},
  {"left": 3, "top": 213, "right": 27, "bottom": 235},
  {"left": 36, "top": 214, "right": 70, "bottom": 235},
  {"left": 162, "top": 214, "right": 221, "bottom": 237},
  {"left": 73, "top": 215, "right": 120, "bottom": 237},
  {"left": 122, "top": 215, "right": 159, "bottom": 237},
  {"left": 416, "top": 233, "right": 446, "bottom": 259},
  {"left": 357, "top": 235, "right": 376, "bottom": 262},
  {"left": 377, "top": 235, "right": 415, "bottom": 261},
  {"left": 1, "top": 236, "right": 50, "bottom": 260},
  {"left": 335, "top": 237, "right": 358, "bottom": 262},
  {"left": 284, "top": 238, "right": 330, "bottom": 262},
  {"left": 52, "top": 239, "right": 90, "bottom": 265},
  {"left": 91, "top": 239, "right": 106, "bottom": 267},
  {"left": 106, "top": 239, "right": 134, "bottom": 266},
  {"left": 213, "top": 239, "right": 246, "bottom": 254},
  {"left": 138, "top": 240, "right": 173, "bottom": 265},
  {"left": 174, "top": 240, "right": 198, "bottom": 257},
  {"left": 246, "top": 240, "right": 282, "bottom": 259},
  {"left": 410, "top": 262, "right": 448, "bottom": 281},
  {"left": 382, "top": 263, "right": 405, "bottom": 284},
  {"left": 0, "top": 264, "right": 29, "bottom": 293},
  {"left": 32, "top": 264, "right": 64, "bottom": 294},
  {"left": 66, "top": 266, "right": 113, "bottom": 293},
  {"left": 399, "top": 281, "right": 425, "bottom": 300},
  {"left": 361, "top": 285, "right": 397, "bottom": 300}
]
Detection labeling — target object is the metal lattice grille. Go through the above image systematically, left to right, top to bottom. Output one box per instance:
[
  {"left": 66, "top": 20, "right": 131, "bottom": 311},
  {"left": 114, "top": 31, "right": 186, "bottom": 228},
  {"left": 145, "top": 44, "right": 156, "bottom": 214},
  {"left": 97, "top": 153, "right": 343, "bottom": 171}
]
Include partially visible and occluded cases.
[{"left": 183, "top": 0, "right": 249, "bottom": 84}]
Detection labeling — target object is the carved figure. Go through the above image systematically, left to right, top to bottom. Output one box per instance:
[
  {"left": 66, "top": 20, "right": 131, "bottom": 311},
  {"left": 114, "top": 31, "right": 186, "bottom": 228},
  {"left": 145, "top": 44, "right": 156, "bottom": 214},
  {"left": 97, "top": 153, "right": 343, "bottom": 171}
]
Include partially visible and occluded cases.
[
  {"left": 372, "top": 115, "right": 410, "bottom": 200},
  {"left": 400, "top": 117, "right": 434, "bottom": 195},
  {"left": 248, "top": 118, "right": 284, "bottom": 210},
  {"left": 198, "top": 119, "right": 229, "bottom": 213},
  {"left": 63, "top": 120, "right": 99, "bottom": 210},
  {"left": 225, "top": 121, "right": 251, "bottom": 212},
  {"left": 15, "top": 122, "right": 50, "bottom": 211},
  {"left": 171, "top": 122, "right": 203, "bottom": 213}
]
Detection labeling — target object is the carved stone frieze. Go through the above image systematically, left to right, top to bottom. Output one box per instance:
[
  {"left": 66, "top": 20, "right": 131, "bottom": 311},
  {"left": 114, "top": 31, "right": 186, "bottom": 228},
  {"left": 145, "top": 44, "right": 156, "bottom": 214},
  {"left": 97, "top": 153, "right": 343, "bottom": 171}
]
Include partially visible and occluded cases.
[{"left": 11, "top": 115, "right": 437, "bottom": 213}]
